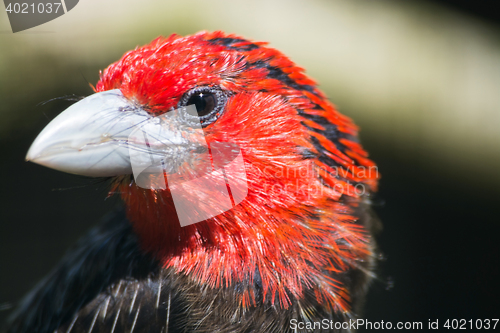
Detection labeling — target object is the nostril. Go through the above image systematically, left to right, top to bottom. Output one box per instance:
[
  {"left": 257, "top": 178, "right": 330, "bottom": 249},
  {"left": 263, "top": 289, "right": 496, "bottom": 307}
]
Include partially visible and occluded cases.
[{"left": 193, "top": 145, "right": 208, "bottom": 154}]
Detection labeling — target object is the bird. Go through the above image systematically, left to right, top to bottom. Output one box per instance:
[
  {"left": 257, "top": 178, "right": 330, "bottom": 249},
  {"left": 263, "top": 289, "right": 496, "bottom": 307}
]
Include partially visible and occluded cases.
[{"left": 5, "top": 31, "right": 380, "bottom": 333}]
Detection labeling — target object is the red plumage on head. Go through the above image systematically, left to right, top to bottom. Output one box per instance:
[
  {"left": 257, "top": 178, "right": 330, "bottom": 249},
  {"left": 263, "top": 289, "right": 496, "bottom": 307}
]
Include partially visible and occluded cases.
[{"left": 97, "top": 31, "right": 379, "bottom": 313}]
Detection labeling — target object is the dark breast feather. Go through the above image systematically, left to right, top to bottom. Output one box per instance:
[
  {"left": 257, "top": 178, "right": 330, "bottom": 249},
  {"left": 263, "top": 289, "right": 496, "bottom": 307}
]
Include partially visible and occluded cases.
[
  {"left": 4, "top": 208, "right": 376, "bottom": 333},
  {"left": 4, "top": 210, "right": 176, "bottom": 333}
]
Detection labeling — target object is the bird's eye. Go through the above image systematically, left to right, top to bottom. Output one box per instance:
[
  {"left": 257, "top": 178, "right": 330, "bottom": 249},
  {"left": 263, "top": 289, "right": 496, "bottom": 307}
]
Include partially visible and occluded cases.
[
  {"left": 178, "top": 86, "right": 228, "bottom": 127},
  {"left": 186, "top": 92, "right": 216, "bottom": 117}
]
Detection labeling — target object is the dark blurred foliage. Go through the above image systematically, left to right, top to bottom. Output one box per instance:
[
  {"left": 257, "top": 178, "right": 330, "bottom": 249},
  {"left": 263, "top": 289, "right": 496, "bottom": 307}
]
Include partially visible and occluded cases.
[
  {"left": 365, "top": 0, "right": 500, "bottom": 325},
  {"left": 368, "top": 0, "right": 500, "bottom": 325},
  {"left": 434, "top": 0, "right": 500, "bottom": 24},
  {"left": 0, "top": 1, "right": 499, "bottom": 331},
  {"left": 365, "top": 149, "right": 500, "bottom": 325}
]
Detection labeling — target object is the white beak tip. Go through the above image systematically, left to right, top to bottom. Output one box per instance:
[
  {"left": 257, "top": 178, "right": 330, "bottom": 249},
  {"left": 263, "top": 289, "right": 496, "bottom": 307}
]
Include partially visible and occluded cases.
[{"left": 24, "top": 89, "right": 137, "bottom": 177}]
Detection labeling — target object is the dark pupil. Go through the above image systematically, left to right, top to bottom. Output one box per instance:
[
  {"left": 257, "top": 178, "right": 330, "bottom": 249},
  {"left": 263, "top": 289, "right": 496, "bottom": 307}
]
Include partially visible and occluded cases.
[{"left": 186, "top": 92, "right": 216, "bottom": 117}]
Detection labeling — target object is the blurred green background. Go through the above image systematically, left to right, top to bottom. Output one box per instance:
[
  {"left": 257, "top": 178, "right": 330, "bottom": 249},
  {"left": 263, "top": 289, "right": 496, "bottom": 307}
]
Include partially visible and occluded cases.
[{"left": 1, "top": 0, "right": 499, "bottom": 330}]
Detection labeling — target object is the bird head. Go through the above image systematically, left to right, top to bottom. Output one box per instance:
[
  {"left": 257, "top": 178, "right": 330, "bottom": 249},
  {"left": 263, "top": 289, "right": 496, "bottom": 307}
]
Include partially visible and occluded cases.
[{"left": 26, "top": 31, "right": 379, "bottom": 312}]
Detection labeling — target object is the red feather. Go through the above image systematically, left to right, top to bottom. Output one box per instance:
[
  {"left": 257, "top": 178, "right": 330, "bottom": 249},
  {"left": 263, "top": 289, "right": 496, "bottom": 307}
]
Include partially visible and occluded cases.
[{"left": 98, "top": 31, "right": 379, "bottom": 313}]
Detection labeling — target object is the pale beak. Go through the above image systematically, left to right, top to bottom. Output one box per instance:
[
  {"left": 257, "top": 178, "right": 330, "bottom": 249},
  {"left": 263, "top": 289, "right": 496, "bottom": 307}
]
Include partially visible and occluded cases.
[
  {"left": 26, "top": 89, "right": 155, "bottom": 177},
  {"left": 27, "top": 89, "right": 250, "bottom": 226}
]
